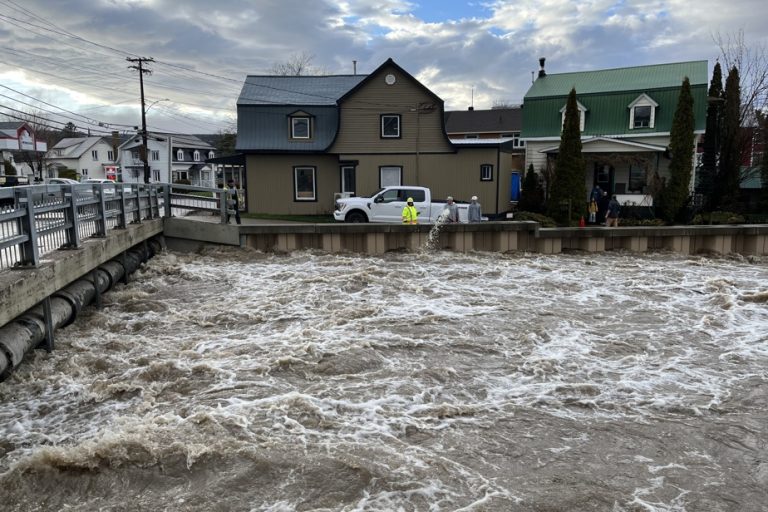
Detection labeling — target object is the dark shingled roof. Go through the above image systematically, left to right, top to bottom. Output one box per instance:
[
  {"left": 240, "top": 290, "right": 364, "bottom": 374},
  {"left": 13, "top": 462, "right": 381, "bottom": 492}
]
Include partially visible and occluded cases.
[
  {"left": 238, "top": 75, "right": 367, "bottom": 106},
  {"left": 444, "top": 108, "right": 522, "bottom": 134}
]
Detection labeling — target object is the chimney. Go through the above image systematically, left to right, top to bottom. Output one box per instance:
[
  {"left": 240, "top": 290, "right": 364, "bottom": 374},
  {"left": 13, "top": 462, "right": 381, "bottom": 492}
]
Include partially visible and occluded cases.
[
  {"left": 538, "top": 57, "right": 547, "bottom": 78},
  {"left": 353, "top": 60, "right": 357, "bottom": 75}
]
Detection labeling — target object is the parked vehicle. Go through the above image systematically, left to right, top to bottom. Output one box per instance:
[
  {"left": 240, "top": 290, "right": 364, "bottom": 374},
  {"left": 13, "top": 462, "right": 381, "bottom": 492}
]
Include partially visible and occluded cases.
[
  {"left": 0, "top": 175, "right": 30, "bottom": 187},
  {"left": 46, "top": 178, "right": 80, "bottom": 185},
  {"left": 83, "top": 178, "right": 116, "bottom": 196},
  {"left": 333, "top": 186, "right": 468, "bottom": 223}
]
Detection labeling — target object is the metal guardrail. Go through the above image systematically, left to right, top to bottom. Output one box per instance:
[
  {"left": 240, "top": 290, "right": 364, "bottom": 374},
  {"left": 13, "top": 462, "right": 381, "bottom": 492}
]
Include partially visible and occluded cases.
[{"left": 0, "top": 183, "right": 231, "bottom": 270}]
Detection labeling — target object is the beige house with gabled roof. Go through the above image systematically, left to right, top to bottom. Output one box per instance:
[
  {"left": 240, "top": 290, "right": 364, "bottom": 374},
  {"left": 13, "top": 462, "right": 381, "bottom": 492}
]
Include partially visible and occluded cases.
[{"left": 236, "top": 58, "right": 522, "bottom": 217}]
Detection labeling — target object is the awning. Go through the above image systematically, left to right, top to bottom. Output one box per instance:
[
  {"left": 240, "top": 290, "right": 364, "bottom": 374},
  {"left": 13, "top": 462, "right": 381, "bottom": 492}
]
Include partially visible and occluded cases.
[
  {"left": 539, "top": 136, "right": 667, "bottom": 154},
  {"left": 206, "top": 153, "right": 245, "bottom": 165}
]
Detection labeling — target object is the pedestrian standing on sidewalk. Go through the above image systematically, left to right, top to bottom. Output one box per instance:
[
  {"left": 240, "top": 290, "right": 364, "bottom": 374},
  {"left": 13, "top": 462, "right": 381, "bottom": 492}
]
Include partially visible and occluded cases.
[{"left": 226, "top": 179, "right": 241, "bottom": 225}]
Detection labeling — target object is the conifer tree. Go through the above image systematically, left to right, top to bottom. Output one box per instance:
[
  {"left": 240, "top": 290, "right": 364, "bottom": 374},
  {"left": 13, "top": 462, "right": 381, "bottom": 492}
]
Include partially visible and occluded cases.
[
  {"left": 699, "top": 62, "right": 722, "bottom": 207},
  {"left": 715, "top": 66, "right": 742, "bottom": 209},
  {"left": 660, "top": 77, "right": 695, "bottom": 222},
  {"left": 548, "top": 88, "right": 586, "bottom": 224},
  {"left": 519, "top": 163, "right": 544, "bottom": 212}
]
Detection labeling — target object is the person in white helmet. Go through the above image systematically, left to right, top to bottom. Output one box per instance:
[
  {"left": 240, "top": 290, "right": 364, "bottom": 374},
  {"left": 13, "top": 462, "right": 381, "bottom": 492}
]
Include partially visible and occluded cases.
[
  {"left": 468, "top": 195, "right": 482, "bottom": 222},
  {"left": 444, "top": 196, "right": 459, "bottom": 223}
]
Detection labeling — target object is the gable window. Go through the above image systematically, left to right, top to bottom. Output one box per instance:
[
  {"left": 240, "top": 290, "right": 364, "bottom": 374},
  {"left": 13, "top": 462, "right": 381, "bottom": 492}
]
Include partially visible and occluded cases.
[
  {"left": 628, "top": 94, "right": 658, "bottom": 129},
  {"left": 560, "top": 100, "right": 587, "bottom": 132},
  {"left": 381, "top": 114, "right": 401, "bottom": 138},
  {"left": 291, "top": 117, "right": 311, "bottom": 139},
  {"left": 177, "top": 149, "right": 184, "bottom": 161},
  {"left": 91, "top": 150, "right": 98, "bottom": 160},
  {"left": 107, "top": 150, "right": 114, "bottom": 161},
  {"left": 193, "top": 150, "right": 200, "bottom": 162},
  {"left": 480, "top": 164, "right": 493, "bottom": 181},
  {"left": 294, "top": 166, "right": 316, "bottom": 201}
]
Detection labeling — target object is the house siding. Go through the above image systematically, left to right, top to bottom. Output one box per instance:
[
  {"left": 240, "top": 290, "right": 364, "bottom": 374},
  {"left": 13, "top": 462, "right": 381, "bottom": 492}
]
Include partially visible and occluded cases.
[
  {"left": 329, "top": 65, "right": 454, "bottom": 154},
  {"left": 245, "top": 154, "right": 340, "bottom": 215}
]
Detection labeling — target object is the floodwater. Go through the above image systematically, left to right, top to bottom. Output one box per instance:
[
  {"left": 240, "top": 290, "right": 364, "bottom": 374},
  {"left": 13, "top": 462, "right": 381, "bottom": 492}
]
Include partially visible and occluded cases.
[{"left": 1, "top": 249, "right": 767, "bottom": 511}]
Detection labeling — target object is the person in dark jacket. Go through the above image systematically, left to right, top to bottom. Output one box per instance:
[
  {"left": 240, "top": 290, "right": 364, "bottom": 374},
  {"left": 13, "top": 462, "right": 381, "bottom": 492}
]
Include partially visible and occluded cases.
[{"left": 606, "top": 195, "right": 620, "bottom": 227}]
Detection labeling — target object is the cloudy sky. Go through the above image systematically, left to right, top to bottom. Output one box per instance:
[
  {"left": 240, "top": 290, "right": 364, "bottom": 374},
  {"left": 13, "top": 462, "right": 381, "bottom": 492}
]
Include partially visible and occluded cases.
[{"left": 1, "top": 0, "right": 766, "bottom": 136}]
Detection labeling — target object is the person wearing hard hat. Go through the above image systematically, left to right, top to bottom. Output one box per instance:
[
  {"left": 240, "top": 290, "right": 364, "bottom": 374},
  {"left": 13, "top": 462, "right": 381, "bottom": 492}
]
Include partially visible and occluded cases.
[
  {"left": 468, "top": 195, "right": 482, "bottom": 222},
  {"left": 444, "top": 196, "right": 459, "bottom": 223},
  {"left": 402, "top": 197, "right": 418, "bottom": 224}
]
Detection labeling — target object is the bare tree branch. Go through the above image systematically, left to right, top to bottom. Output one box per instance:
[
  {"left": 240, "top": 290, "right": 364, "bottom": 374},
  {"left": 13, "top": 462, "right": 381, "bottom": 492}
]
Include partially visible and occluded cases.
[{"left": 268, "top": 52, "right": 328, "bottom": 76}]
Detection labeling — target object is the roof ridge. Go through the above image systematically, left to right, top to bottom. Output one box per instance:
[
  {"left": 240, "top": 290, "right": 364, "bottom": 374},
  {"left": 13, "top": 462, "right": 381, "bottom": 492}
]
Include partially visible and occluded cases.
[{"left": 544, "top": 60, "right": 708, "bottom": 77}]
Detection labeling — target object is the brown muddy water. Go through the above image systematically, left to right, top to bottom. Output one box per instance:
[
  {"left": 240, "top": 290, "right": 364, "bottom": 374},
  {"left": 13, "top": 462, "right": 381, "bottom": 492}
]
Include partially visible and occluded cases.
[{"left": 1, "top": 249, "right": 767, "bottom": 512}]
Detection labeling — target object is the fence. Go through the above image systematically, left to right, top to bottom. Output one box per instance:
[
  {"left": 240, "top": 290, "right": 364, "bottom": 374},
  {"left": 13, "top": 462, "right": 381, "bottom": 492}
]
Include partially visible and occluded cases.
[{"left": 0, "top": 183, "right": 230, "bottom": 271}]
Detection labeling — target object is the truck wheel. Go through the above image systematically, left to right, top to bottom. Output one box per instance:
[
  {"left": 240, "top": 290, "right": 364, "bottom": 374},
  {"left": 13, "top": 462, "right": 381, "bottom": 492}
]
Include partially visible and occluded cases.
[{"left": 346, "top": 211, "right": 367, "bottom": 223}]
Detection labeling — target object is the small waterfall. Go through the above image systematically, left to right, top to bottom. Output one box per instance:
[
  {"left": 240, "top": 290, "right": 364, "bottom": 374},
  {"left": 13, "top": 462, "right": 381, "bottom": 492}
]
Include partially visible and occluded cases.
[{"left": 424, "top": 207, "right": 450, "bottom": 251}]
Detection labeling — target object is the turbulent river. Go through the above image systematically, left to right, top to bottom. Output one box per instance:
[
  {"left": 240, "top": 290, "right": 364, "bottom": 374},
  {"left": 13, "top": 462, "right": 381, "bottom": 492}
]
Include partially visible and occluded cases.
[{"left": 1, "top": 249, "right": 767, "bottom": 512}]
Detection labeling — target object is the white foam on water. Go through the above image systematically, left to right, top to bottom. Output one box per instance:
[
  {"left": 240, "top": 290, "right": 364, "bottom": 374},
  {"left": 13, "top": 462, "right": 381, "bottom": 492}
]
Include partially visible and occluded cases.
[{"left": 1, "top": 250, "right": 766, "bottom": 510}]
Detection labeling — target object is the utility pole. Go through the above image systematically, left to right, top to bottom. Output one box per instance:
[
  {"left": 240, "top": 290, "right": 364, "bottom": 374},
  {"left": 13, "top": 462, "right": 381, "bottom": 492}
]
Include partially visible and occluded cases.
[{"left": 127, "top": 57, "right": 154, "bottom": 183}]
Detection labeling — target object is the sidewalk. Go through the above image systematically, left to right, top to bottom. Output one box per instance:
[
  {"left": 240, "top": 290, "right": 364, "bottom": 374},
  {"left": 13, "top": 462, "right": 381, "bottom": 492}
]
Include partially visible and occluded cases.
[{"left": 182, "top": 213, "right": 313, "bottom": 225}]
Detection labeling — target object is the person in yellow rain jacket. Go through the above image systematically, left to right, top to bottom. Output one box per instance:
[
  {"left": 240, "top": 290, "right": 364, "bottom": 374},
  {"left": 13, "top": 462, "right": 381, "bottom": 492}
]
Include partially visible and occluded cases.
[{"left": 402, "top": 197, "right": 419, "bottom": 224}]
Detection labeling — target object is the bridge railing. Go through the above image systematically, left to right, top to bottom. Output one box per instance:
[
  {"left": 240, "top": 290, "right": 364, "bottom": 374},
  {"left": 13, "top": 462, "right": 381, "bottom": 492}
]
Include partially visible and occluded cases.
[{"left": 0, "top": 183, "right": 229, "bottom": 270}]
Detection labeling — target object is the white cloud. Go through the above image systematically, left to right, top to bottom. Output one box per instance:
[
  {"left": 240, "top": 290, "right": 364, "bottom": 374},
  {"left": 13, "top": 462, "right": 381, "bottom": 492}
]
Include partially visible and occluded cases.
[{"left": 1, "top": 0, "right": 766, "bottom": 133}]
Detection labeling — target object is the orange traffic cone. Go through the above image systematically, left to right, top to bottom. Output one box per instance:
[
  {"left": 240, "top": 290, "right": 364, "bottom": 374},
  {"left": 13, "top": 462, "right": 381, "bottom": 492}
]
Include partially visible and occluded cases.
[{"left": 578, "top": 216, "right": 586, "bottom": 228}]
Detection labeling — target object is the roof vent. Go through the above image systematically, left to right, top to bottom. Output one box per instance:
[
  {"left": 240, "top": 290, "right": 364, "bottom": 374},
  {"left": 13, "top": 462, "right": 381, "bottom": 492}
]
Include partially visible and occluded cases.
[{"left": 538, "top": 57, "right": 547, "bottom": 78}]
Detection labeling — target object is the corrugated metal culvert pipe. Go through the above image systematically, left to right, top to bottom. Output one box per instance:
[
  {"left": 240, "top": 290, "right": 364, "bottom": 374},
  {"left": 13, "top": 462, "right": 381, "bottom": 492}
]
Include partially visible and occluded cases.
[{"left": 0, "top": 239, "right": 163, "bottom": 381}]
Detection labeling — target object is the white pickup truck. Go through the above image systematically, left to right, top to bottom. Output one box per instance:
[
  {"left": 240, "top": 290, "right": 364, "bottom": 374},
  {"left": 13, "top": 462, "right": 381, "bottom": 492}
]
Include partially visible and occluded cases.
[{"left": 333, "top": 186, "right": 468, "bottom": 223}]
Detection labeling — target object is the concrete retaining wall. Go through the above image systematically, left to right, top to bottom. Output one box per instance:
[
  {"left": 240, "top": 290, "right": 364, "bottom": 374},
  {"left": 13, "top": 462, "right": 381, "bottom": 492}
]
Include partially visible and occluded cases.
[{"left": 162, "top": 219, "right": 768, "bottom": 257}]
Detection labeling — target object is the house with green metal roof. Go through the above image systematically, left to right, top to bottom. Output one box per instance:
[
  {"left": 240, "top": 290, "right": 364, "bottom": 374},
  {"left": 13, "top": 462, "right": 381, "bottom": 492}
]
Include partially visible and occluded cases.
[{"left": 521, "top": 60, "right": 708, "bottom": 206}]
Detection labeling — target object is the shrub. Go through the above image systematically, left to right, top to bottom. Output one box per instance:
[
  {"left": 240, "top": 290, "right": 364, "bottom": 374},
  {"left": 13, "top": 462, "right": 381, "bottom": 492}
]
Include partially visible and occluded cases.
[{"left": 691, "top": 211, "right": 745, "bottom": 225}]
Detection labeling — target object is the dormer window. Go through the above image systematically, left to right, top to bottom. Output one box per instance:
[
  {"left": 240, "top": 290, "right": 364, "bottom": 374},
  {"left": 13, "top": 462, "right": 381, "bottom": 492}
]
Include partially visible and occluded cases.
[
  {"left": 628, "top": 94, "right": 658, "bottom": 129},
  {"left": 560, "top": 100, "right": 587, "bottom": 132},
  {"left": 290, "top": 116, "right": 311, "bottom": 139},
  {"left": 177, "top": 149, "right": 184, "bottom": 161},
  {"left": 193, "top": 150, "right": 200, "bottom": 162},
  {"left": 208, "top": 151, "right": 214, "bottom": 159}
]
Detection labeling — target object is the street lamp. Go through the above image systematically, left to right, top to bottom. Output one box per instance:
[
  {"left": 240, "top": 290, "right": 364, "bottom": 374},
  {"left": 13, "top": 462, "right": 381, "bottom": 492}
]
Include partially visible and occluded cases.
[{"left": 140, "top": 98, "right": 169, "bottom": 183}]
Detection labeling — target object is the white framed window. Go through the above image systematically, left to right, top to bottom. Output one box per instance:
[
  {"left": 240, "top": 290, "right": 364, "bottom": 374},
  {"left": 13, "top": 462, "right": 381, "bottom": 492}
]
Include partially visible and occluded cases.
[
  {"left": 628, "top": 94, "right": 658, "bottom": 129},
  {"left": 560, "top": 100, "right": 587, "bottom": 132},
  {"left": 381, "top": 114, "right": 401, "bottom": 138},
  {"left": 291, "top": 117, "right": 311, "bottom": 139},
  {"left": 503, "top": 132, "right": 526, "bottom": 148},
  {"left": 177, "top": 149, "right": 184, "bottom": 161},
  {"left": 91, "top": 150, "right": 98, "bottom": 160},
  {"left": 107, "top": 150, "right": 114, "bottom": 161},
  {"left": 131, "top": 150, "right": 139, "bottom": 161},
  {"left": 151, "top": 150, "right": 160, "bottom": 161},
  {"left": 193, "top": 150, "right": 200, "bottom": 162},
  {"left": 208, "top": 151, "right": 214, "bottom": 159},
  {"left": 480, "top": 164, "right": 493, "bottom": 181},
  {"left": 294, "top": 166, "right": 316, "bottom": 201},
  {"left": 379, "top": 166, "right": 402, "bottom": 187},
  {"left": 81, "top": 168, "right": 88, "bottom": 176},
  {"left": 152, "top": 169, "right": 160, "bottom": 182}
]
